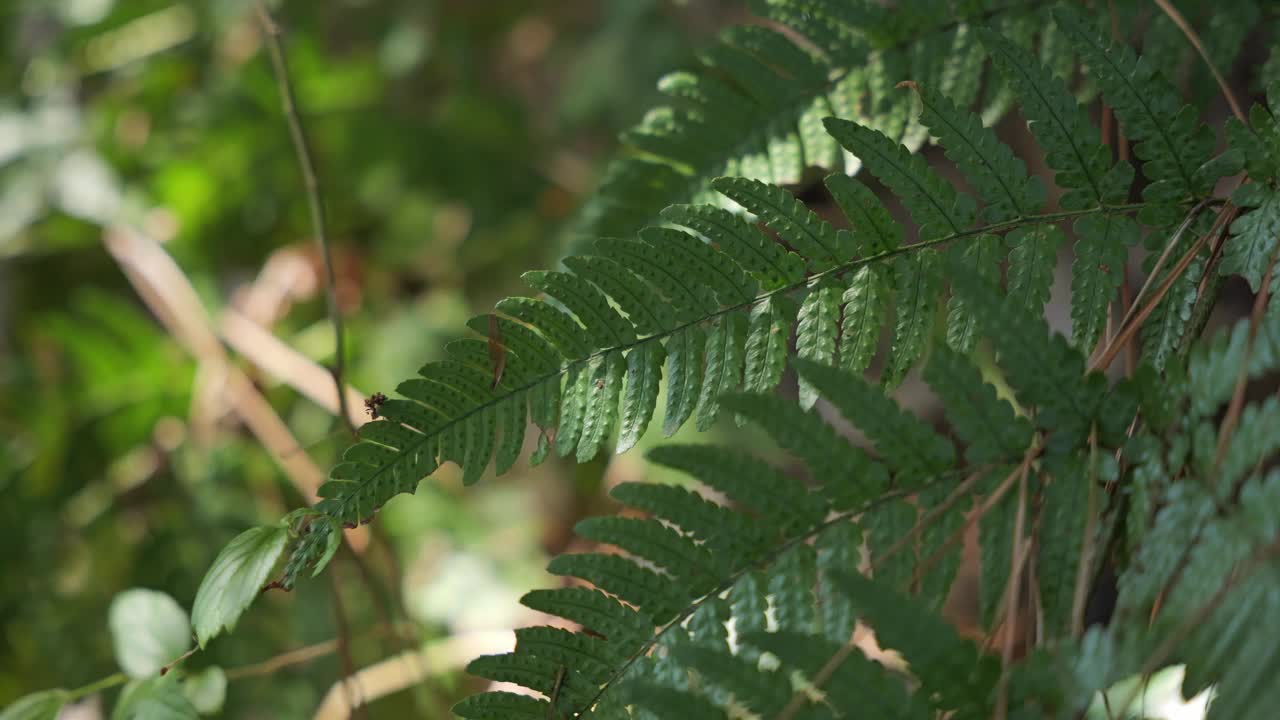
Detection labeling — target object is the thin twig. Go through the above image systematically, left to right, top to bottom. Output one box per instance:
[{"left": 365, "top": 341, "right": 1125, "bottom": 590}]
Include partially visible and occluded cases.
[
  {"left": 1152, "top": 0, "right": 1247, "bottom": 123},
  {"left": 253, "top": 1, "right": 355, "bottom": 437},
  {"left": 1113, "top": 200, "right": 1211, "bottom": 339},
  {"left": 1091, "top": 205, "right": 1236, "bottom": 371},
  {"left": 103, "top": 224, "right": 370, "bottom": 551},
  {"left": 1070, "top": 429, "right": 1102, "bottom": 637},
  {"left": 914, "top": 447, "right": 1039, "bottom": 583},
  {"left": 872, "top": 465, "right": 992, "bottom": 572},
  {"left": 994, "top": 466, "right": 1031, "bottom": 720},
  {"left": 327, "top": 568, "right": 367, "bottom": 720},
  {"left": 224, "top": 623, "right": 414, "bottom": 680},
  {"left": 159, "top": 646, "right": 200, "bottom": 676}
]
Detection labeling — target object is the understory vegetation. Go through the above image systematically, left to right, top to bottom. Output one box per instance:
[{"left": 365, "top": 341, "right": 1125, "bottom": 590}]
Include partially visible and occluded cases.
[{"left": 5, "top": 1, "right": 1280, "bottom": 719}]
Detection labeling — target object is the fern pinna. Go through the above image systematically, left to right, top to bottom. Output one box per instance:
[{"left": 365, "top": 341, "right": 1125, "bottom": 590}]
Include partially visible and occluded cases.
[{"left": 186, "top": 1, "right": 1280, "bottom": 717}]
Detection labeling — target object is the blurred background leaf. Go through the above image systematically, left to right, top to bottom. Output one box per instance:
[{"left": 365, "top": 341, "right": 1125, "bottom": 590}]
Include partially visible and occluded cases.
[{"left": 0, "top": 0, "right": 733, "bottom": 716}]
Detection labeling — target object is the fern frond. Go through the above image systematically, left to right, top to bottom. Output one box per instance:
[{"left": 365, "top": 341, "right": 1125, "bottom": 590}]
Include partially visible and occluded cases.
[
  {"left": 573, "top": 1, "right": 1059, "bottom": 243},
  {"left": 1055, "top": 8, "right": 1237, "bottom": 215},
  {"left": 269, "top": 19, "right": 1210, "bottom": 589},
  {"left": 978, "top": 28, "right": 1132, "bottom": 210},
  {"left": 907, "top": 80, "right": 1044, "bottom": 222},
  {"left": 824, "top": 116, "right": 977, "bottom": 240},
  {"left": 1222, "top": 183, "right": 1280, "bottom": 292},
  {"left": 947, "top": 256, "right": 1104, "bottom": 443},
  {"left": 795, "top": 280, "right": 843, "bottom": 408},
  {"left": 693, "top": 313, "right": 747, "bottom": 431},
  {"left": 661, "top": 326, "right": 703, "bottom": 437},
  {"left": 924, "top": 344, "right": 1033, "bottom": 464},
  {"left": 453, "top": 354, "right": 1020, "bottom": 718},
  {"left": 794, "top": 358, "right": 954, "bottom": 479},
  {"left": 828, "top": 569, "right": 999, "bottom": 720}
]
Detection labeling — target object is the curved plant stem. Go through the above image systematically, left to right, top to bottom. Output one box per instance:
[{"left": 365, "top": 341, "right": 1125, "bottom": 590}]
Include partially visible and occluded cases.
[
  {"left": 1152, "top": 0, "right": 1247, "bottom": 123},
  {"left": 253, "top": 1, "right": 355, "bottom": 437},
  {"left": 1091, "top": 203, "right": 1237, "bottom": 371},
  {"left": 327, "top": 567, "right": 367, "bottom": 720},
  {"left": 67, "top": 673, "right": 127, "bottom": 701}
]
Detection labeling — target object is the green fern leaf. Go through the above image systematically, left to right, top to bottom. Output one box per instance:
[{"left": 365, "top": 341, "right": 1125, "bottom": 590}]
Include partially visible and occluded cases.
[
  {"left": 1055, "top": 9, "right": 1231, "bottom": 209},
  {"left": 978, "top": 29, "right": 1132, "bottom": 209},
  {"left": 909, "top": 81, "right": 1043, "bottom": 222},
  {"left": 1227, "top": 83, "right": 1280, "bottom": 179},
  {"left": 824, "top": 117, "right": 976, "bottom": 239},
  {"left": 824, "top": 172, "right": 902, "bottom": 254},
  {"left": 711, "top": 177, "right": 852, "bottom": 269},
  {"left": 1221, "top": 184, "right": 1280, "bottom": 292},
  {"left": 659, "top": 204, "right": 806, "bottom": 290},
  {"left": 1071, "top": 214, "right": 1136, "bottom": 351},
  {"left": 1006, "top": 224, "right": 1063, "bottom": 315},
  {"left": 639, "top": 226, "right": 757, "bottom": 306},
  {"left": 1140, "top": 229, "right": 1205, "bottom": 372},
  {"left": 945, "top": 234, "right": 1002, "bottom": 353},
  {"left": 588, "top": 237, "right": 719, "bottom": 322},
  {"left": 884, "top": 249, "right": 942, "bottom": 388},
  {"left": 562, "top": 256, "right": 674, "bottom": 336},
  {"left": 947, "top": 258, "right": 1103, "bottom": 441},
  {"left": 839, "top": 264, "right": 891, "bottom": 375},
  {"left": 524, "top": 270, "right": 636, "bottom": 347},
  {"left": 796, "top": 280, "right": 843, "bottom": 409},
  {"left": 742, "top": 296, "right": 795, "bottom": 396},
  {"left": 494, "top": 298, "right": 590, "bottom": 359},
  {"left": 1187, "top": 310, "right": 1280, "bottom": 417},
  {"left": 695, "top": 312, "right": 747, "bottom": 431},
  {"left": 467, "top": 314, "right": 562, "bottom": 374},
  {"left": 664, "top": 326, "right": 705, "bottom": 436},
  {"left": 618, "top": 343, "right": 664, "bottom": 454},
  {"left": 924, "top": 344, "right": 1032, "bottom": 464},
  {"left": 575, "top": 352, "right": 625, "bottom": 462},
  {"left": 794, "top": 358, "right": 955, "bottom": 479},
  {"left": 556, "top": 363, "right": 591, "bottom": 459},
  {"left": 718, "top": 392, "right": 888, "bottom": 512},
  {"left": 493, "top": 393, "right": 526, "bottom": 475},
  {"left": 1220, "top": 396, "right": 1280, "bottom": 489},
  {"left": 646, "top": 444, "right": 826, "bottom": 532},
  {"left": 1037, "top": 455, "right": 1092, "bottom": 637},
  {"left": 979, "top": 473, "right": 1017, "bottom": 630},
  {"left": 609, "top": 482, "right": 766, "bottom": 558},
  {"left": 916, "top": 484, "right": 966, "bottom": 611},
  {"left": 865, "top": 498, "right": 917, "bottom": 593},
  {"left": 575, "top": 516, "right": 721, "bottom": 593},
  {"left": 816, "top": 521, "right": 862, "bottom": 644},
  {"left": 769, "top": 544, "right": 818, "bottom": 633},
  {"left": 546, "top": 554, "right": 684, "bottom": 626},
  {"left": 828, "top": 569, "right": 998, "bottom": 720},
  {"left": 729, "top": 571, "right": 769, "bottom": 659},
  {"left": 520, "top": 587, "right": 652, "bottom": 649},
  {"left": 745, "top": 630, "right": 932, "bottom": 719},
  {"left": 672, "top": 645, "right": 791, "bottom": 716},
  {"left": 466, "top": 654, "right": 595, "bottom": 710},
  {"left": 621, "top": 683, "right": 727, "bottom": 720},
  {"left": 453, "top": 691, "right": 548, "bottom": 720}
]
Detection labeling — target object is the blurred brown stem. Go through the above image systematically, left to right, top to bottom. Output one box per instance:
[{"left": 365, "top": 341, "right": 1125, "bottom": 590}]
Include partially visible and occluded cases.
[{"left": 253, "top": 0, "right": 355, "bottom": 437}]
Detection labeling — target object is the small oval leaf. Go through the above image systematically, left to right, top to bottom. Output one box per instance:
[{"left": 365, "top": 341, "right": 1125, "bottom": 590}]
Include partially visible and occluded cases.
[
  {"left": 192, "top": 525, "right": 288, "bottom": 648},
  {"left": 109, "top": 589, "right": 192, "bottom": 679},
  {"left": 182, "top": 666, "right": 227, "bottom": 716}
]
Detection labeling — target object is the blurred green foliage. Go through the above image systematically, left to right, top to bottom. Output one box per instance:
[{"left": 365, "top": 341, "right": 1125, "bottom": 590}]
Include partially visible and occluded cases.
[{"left": 0, "top": 0, "right": 715, "bottom": 716}]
